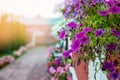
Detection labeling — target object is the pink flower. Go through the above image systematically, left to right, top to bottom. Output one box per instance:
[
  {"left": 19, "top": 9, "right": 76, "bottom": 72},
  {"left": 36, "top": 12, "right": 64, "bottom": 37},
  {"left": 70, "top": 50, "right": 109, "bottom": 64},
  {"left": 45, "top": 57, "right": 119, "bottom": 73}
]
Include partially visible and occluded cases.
[
  {"left": 46, "top": 51, "right": 52, "bottom": 58},
  {"left": 65, "top": 64, "right": 70, "bottom": 71},
  {"left": 57, "top": 66, "right": 66, "bottom": 74},
  {"left": 57, "top": 66, "right": 63, "bottom": 73},
  {"left": 49, "top": 67, "right": 56, "bottom": 74},
  {"left": 67, "top": 76, "right": 73, "bottom": 80},
  {"left": 51, "top": 77, "right": 55, "bottom": 80},
  {"left": 55, "top": 78, "right": 59, "bottom": 80}
]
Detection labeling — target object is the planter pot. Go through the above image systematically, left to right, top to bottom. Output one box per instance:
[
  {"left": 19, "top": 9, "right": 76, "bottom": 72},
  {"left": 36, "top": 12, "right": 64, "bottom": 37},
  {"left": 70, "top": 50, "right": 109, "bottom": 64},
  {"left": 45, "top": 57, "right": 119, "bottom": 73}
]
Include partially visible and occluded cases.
[{"left": 72, "top": 53, "right": 88, "bottom": 80}]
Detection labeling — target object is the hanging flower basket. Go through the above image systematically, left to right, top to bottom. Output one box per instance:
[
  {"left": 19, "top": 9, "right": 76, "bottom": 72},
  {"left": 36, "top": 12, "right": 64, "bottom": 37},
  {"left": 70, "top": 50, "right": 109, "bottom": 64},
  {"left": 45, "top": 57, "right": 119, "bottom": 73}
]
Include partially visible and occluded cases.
[{"left": 52, "top": 0, "right": 120, "bottom": 79}]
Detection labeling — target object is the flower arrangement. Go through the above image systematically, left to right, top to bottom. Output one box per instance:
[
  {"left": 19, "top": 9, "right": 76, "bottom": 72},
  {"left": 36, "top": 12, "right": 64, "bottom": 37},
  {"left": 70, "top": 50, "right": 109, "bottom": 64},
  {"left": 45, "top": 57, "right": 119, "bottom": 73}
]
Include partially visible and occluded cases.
[
  {"left": 55, "top": 0, "right": 120, "bottom": 80},
  {"left": 47, "top": 47, "right": 73, "bottom": 80}
]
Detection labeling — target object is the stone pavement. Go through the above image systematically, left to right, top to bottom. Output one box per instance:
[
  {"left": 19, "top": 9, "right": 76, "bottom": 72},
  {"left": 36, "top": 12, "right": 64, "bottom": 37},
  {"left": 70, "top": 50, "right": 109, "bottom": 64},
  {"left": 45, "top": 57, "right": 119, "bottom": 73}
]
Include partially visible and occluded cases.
[{"left": 0, "top": 46, "right": 50, "bottom": 80}]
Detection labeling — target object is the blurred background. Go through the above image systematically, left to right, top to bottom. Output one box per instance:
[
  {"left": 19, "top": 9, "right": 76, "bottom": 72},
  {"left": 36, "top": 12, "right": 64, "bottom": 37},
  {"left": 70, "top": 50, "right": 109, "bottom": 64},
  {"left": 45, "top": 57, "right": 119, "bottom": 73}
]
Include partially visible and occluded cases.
[
  {"left": 0, "top": 0, "right": 63, "bottom": 56},
  {"left": 0, "top": 1, "right": 68, "bottom": 80}
]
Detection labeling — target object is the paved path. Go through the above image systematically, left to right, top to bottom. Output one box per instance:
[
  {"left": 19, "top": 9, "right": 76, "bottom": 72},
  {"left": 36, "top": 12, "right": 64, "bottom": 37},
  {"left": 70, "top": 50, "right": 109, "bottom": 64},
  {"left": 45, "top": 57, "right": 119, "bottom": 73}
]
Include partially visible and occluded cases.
[{"left": 0, "top": 46, "right": 50, "bottom": 80}]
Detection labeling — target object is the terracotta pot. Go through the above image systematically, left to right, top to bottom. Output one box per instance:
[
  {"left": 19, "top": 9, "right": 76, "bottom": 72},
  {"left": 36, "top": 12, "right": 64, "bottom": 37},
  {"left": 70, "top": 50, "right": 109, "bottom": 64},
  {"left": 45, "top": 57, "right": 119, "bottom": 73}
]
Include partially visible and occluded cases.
[{"left": 72, "top": 53, "right": 88, "bottom": 80}]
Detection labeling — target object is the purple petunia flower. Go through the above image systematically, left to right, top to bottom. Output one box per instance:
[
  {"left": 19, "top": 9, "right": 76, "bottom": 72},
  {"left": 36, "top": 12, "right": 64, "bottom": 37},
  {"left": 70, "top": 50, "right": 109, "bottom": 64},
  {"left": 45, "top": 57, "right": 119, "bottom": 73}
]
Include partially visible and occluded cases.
[
  {"left": 71, "top": 0, "right": 79, "bottom": 5},
  {"left": 91, "top": 0, "right": 97, "bottom": 5},
  {"left": 92, "top": 0, "right": 97, "bottom": 3},
  {"left": 104, "top": 0, "right": 115, "bottom": 5},
  {"left": 74, "top": 3, "right": 80, "bottom": 12},
  {"left": 66, "top": 6, "right": 72, "bottom": 14},
  {"left": 109, "top": 6, "right": 120, "bottom": 14},
  {"left": 117, "top": 7, "right": 120, "bottom": 13},
  {"left": 98, "top": 10, "right": 109, "bottom": 16},
  {"left": 68, "top": 21, "right": 78, "bottom": 29},
  {"left": 79, "top": 24, "right": 83, "bottom": 27},
  {"left": 83, "top": 27, "right": 93, "bottom": 33},
  {"left": 94, "top": 28, "right": 104, "bottom": 38},
  {"left": 111, "top": 28, "right": 120, "bottom": 38},
  {"left": 111, "top": 28, "right": 117, "bottom": 34},
  {"left": 59, "top": 29, "right": 66, "bottom": 39},
  {"left": 76, "top": 31, "right": 86, "bottom": 39},
  {"left": 79, "top": 35, "right": 89, "bottom": 45},
  {"left": 71, "top": 39, "right": 81, "bottom": 52},
  {"left": 107, "top": 42, "right": 116, "bottom": 51},
  {"left": 62, "top": 50, "right": 72, "bottom": 58},
  {"left": 55, "top": 57, "right": 61, "bottom": 66},
  {"left": 113, "top": 60, "right": 119, "bottom": 66},
  {"left": 102, "top": 61, "right": 115, "bottom": 71},
  {"left": 110, "top": 70, "right": 120, "bottom": 80}
]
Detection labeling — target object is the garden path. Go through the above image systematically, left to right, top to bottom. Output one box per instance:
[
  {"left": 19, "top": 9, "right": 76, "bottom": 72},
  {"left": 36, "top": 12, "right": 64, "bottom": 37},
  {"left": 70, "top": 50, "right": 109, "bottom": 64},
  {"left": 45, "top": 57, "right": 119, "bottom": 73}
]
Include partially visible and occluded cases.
[{"left": 0, "top": 46, "right": 50, "bottom": 80}]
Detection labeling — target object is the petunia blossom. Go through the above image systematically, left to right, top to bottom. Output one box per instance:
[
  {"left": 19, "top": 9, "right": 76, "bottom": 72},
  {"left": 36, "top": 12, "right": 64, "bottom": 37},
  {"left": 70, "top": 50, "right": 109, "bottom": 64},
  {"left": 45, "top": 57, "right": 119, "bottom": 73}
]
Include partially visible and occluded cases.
[
  {"left": 71, "top": 0, "right": 79, "bottom": 5},
  {"left": 92, "top": 0, "right": 97, "bottom": 4},
  {"left": 104, "top": 0, "right": 115, "bottom": 5},
  {"left": 74, "top": 3, "right": 80, "bottom": 12},
  {"left": 66, "top": 6, "right": 72, "bottom": 14},
  {"left": 109, "top": 6, "right": 120, "bottom": 14},
  {"left": 98, "top": 10, "right": 109, "bottom": 16},
  {"left": 68, "top": 21, "right": 78, "bottom": 29},
  {"left": 79, "top": 24, "right": 83, "bottom": 27},
  {"left": 83, "top": 27, "right": 93, "bottom": 33},
  {"left": 94, "top": 28, "right": 104, "bottom": 38},
  {"left": 111, "top": 28, "right": 120, "bottom": 38},
  {"left": 59, "top": 29, "right": 66, "bottom": 39},
  {"left": 76, "top": 31, "right": 86, "bottom": 39},
  {"left": 79, "top": 35, "right": 89, "bottom": 45},
  {"left": 71, "top": 39, "right": 81, "bottom": 52},
  {"left": 107, "top": 42, "right": 116, "bottom": 51},
  {"left": 62, "top": 50, "right": 72, "bottom": 58},
  {"left": 55, "top": 57, "right": 61, "bottom": 66},
  {"left": 113, "top": 60, "right": 119, "bottom": 66},
  {"left": 102, "top": 61, "right": 114, "bottom": 71},
  {"left": 65, "top": 64, "right": 71, "bottom": 70},
  {"left": 57, "top": 66, "right": 66, "bottom": 74},
  {"left": 57, "top": 66, "right": 63, "bottom": 73},
  {"left": 49, "top": 67, "right": 56, "bottom": 74},
  {"left": 110, "top": 70, "right": 120, "bottom": 80},
  {"left": 67, "top": 76, "right": 73, "bottom": 80}
]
